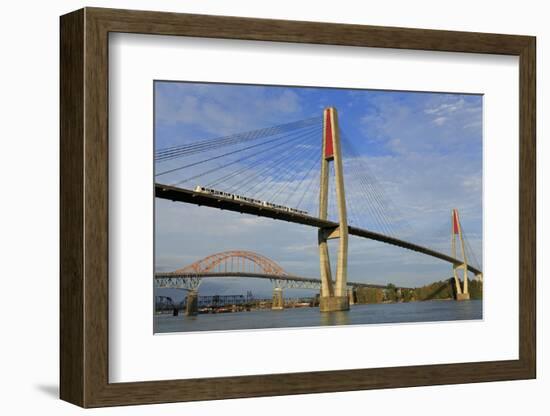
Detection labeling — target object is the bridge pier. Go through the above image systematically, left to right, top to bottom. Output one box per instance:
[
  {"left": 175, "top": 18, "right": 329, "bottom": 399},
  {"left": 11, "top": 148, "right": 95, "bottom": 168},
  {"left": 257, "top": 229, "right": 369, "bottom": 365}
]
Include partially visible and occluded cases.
[
  {"left": 272, "top": 287, "right": 284, "bottom": 310},
  {"left": 185, "top": 290, "right": 199, "bottom": 316},
  {"left": 456, "top": 292, "right": 470, "bottom": 301},
  {"left": 320, "top": 296, "right": 349, "bottom": 312}
]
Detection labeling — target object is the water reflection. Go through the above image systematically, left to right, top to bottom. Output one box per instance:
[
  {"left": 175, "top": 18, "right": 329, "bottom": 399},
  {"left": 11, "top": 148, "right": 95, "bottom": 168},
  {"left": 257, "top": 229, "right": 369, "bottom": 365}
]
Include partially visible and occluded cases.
[{"left": 320, "top": 310, "right": 350, "bottom": 326}]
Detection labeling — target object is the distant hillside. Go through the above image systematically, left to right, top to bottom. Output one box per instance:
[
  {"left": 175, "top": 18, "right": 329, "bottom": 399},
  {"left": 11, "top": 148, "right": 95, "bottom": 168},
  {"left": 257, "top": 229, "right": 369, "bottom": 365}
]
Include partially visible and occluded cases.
[{"left": 355, "top": 279, "right": 483, "bottom": 304}]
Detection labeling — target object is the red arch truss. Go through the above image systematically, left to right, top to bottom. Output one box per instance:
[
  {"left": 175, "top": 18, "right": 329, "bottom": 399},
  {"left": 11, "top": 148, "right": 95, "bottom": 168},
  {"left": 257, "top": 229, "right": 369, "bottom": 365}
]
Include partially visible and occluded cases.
[{"left": 174, "top": 251, "right": 288, "bottom": 276}]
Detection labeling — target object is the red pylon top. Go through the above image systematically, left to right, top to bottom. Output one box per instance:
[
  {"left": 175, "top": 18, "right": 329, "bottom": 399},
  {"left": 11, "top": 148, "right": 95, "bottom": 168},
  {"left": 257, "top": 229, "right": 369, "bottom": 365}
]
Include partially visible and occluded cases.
[{"left": 452, "top": 209, "right": 460, "bottom": 235}]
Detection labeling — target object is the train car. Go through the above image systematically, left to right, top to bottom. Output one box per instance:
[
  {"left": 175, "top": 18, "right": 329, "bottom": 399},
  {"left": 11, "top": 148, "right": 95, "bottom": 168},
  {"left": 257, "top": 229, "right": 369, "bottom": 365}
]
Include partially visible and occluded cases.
[
  {"left": 195, "top": 185, "right": 308, "bottom": 216},
  {"left": 195, "top": 186, "right": 234, "bottom": 200}
]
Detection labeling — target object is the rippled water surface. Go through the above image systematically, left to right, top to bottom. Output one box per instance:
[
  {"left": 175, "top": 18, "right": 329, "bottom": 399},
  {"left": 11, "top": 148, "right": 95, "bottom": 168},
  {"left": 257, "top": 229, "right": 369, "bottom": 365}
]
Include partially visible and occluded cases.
[{"left": 154, "top": 300, "right": 482, "bottom": 333}]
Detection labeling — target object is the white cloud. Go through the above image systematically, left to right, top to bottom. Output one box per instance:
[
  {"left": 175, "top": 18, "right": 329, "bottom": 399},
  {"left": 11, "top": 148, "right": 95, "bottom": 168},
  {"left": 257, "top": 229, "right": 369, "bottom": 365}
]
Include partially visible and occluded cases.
[
  {"left": 156, "top": 82, "right": 305, "bottom": 137},
  {"left": 423, "top": 96, "right": 481, "bottom": 130},
  {"left": 424, "top": 98, "right": 465, "bottom": 115},
  {"left": 432, "top": 116, "right": 447, "bottom": 126},
  {"left": 461, "top": 175, "right": 482, "bottom": 193}
]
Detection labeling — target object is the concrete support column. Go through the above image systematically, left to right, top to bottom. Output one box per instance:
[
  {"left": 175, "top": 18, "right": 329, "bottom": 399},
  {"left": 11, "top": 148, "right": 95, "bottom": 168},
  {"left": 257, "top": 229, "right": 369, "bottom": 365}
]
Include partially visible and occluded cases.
[
  {"left": 317, "top": 107, "right": 350, "bottom": 312},
  {"left": 330, "top": 108, "right": 349, "bottom": 299},
  {"left": 318, "top": 131, "right": 334, "bottom": 299},
  {"left": 451, "top": 209, "right": 471, "bottom": 301},
  {"left": 318, "top": 231, "right": 334, "bottom": 298},
  {"left": 453, "top": 267, "right": 463, "bottom": 297},
  {"left": 272, "top": 287, "right": 284, "bottom": 310},
  {"left": 185, "top": 290, "right": 199, "bottom": 316}
]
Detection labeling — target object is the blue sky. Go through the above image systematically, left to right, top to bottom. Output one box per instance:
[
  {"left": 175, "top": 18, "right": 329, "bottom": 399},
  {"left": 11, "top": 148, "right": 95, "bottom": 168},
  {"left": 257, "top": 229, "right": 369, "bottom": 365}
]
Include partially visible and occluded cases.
[{"left": 154, "top": 81, "right": 482, "bottom": 299}]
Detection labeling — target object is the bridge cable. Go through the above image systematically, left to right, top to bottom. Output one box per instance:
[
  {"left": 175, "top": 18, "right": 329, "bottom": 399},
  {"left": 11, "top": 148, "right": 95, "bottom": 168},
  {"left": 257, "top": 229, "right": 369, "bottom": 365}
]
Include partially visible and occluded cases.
[
  {"left": 155, "top": 116, "right": 321, "bottom": 162},
  {"left": 156, "top": 116, "right": 319, "bottom": 156},
  {"left": 156, "top": 123, "right": 320, "bottom": 178},
  {"left": 158, "top": 123, "right": 321, "bottom": 180},
  {"left": 171, "top": 125, "right": 321, "bottom": 187},
  {"left": 224, "top": 126, "right": 321, "bottom": 195},
  {"left": 339, "top": 127, "right": 401, "bottom": 229},
  {"left": 339, "top": 128, "right": 407, "bottom": 236},
  {"left": 338, "top": 130, "right": 395, "bottom": 233},
  {"left": 204, "top": 132, "right": 318, "bottom": 189},
  {"left": 237, "top": 132, "right": 321, "bottom": 198},
  {"left": 254, "top": 139, "right": 321, "bottom": 204},
  {"left": 262, "top": 144, "right": 320, "bottom": 204},
  {"left": 281, "top": 149, "right": 321, "bottom": 207},
  {"left": 342, "top": 149, "right": 397, "bottom": 234},
  {"left": 340, "top": 153, "right": 394, "bottom": 235},
  {"left": 295, "top": 162, "right": 320, "bottom": 211},
  {"left": 342, "top": 167, "right": 392, "bottom": 234},
  {"left": 463, "top": 232, "right": 482, "bottom": 271}
]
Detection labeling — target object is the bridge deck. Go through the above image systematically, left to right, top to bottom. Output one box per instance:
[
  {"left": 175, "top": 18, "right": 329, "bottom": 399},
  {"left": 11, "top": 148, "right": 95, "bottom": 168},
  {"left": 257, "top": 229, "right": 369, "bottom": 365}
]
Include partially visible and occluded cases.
[
  {"left": 155, "top": 183, "right": 481, "bottom": 276},
  {"left": 154, "top": 271, "right": 410, "bottom": 290}
]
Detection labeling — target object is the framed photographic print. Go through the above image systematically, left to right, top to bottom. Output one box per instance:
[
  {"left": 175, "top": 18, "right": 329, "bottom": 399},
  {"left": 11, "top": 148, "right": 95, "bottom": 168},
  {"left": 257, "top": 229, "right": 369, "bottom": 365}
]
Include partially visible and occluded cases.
[{"left": 60, "top": 7, "right": 536, "bottom": 408}]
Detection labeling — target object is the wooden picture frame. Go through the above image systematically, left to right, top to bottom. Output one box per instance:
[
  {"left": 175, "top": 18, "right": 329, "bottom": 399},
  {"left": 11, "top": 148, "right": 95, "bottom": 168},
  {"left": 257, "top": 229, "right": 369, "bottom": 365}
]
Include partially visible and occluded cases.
[{"left": 60, "top": 7, "right": 536, "bottom": 408}]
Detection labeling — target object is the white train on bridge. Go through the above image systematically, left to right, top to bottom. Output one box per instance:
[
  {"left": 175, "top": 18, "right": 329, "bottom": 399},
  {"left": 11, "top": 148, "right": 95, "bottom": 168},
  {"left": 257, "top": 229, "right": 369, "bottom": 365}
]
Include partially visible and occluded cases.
[{"left": 194, "top": 186, "right": 308, "bottom": 216}]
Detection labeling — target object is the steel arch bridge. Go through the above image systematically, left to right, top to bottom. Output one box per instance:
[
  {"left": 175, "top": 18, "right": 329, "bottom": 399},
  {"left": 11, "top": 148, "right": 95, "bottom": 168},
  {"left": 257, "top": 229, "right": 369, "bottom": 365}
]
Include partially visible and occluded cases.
[
  {"left": 154, "top": 250, "right": 393, "bottom": 292},
  {"left": 174, "top": 250, "right": 287, "bottom": 276}
]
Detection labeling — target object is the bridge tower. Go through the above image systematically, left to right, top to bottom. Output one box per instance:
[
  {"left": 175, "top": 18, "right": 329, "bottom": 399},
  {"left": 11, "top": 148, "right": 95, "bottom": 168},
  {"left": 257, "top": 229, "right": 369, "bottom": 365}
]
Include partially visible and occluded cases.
[
  {"left": 318, "top": 107, "right": 350, "bottom": 312},
  {"left": 451, "top": 208, "right": 470, "bottom": 301}
]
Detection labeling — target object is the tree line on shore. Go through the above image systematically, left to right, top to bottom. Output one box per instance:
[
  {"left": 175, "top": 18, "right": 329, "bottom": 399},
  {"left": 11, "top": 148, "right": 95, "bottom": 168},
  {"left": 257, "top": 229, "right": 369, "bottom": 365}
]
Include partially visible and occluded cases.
[{"left": 355, "top": 278, "right": 483, "bottom": 304}]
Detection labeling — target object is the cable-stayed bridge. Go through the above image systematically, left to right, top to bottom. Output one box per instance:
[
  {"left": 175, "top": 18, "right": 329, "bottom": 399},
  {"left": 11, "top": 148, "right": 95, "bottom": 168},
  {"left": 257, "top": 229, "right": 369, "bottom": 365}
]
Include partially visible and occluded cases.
[{"left": 155, "top": 108, "right": 482, "bottom": 314}]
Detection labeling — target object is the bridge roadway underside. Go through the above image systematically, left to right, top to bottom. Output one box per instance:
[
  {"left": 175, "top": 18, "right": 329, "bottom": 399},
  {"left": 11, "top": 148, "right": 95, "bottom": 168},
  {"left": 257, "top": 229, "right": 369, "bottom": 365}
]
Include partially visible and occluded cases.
[
  {"left": 155, "top": 184, "right": 481, "bottom": 276},
  {"left": 154, "top": 271, "right": 411, "bottom": 290}
]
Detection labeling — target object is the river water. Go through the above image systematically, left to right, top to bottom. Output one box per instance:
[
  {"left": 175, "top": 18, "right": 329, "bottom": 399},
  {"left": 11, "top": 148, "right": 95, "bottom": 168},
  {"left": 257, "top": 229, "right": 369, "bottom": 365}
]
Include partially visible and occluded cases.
[{"left": 154, "top": 300, "right": 482, "bottom": 333}]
